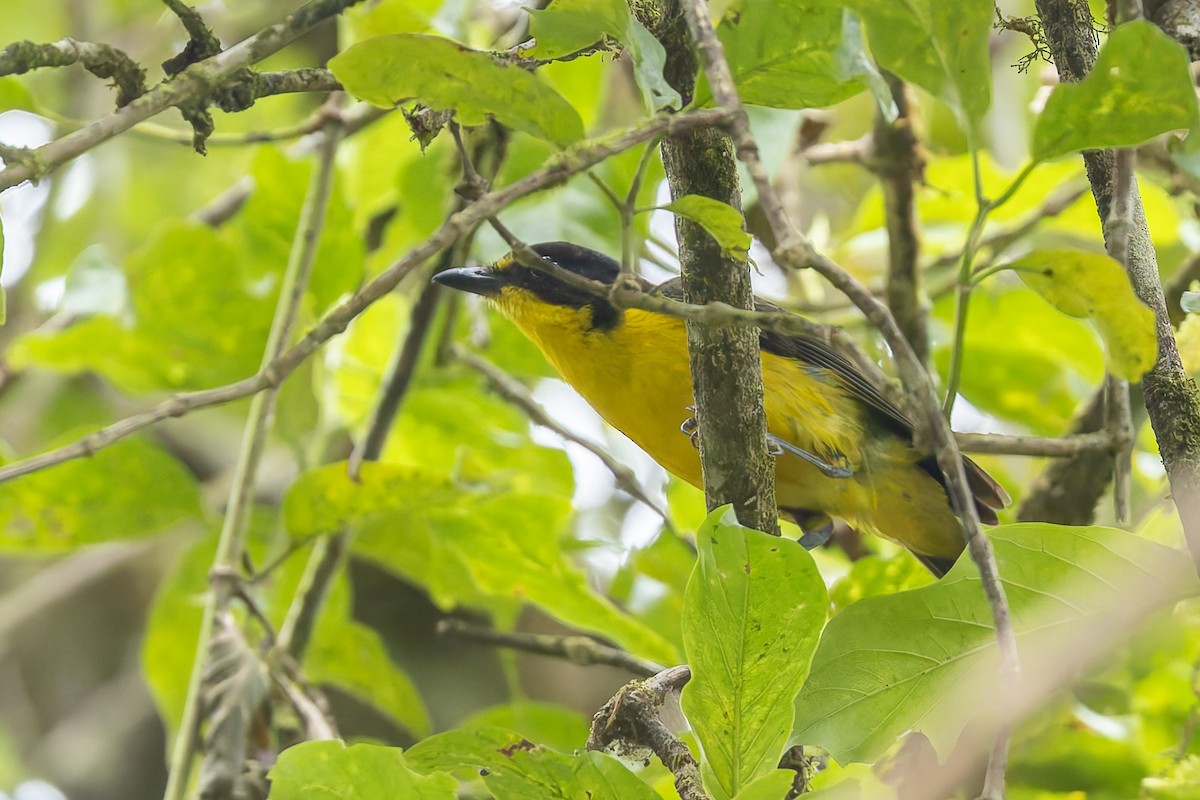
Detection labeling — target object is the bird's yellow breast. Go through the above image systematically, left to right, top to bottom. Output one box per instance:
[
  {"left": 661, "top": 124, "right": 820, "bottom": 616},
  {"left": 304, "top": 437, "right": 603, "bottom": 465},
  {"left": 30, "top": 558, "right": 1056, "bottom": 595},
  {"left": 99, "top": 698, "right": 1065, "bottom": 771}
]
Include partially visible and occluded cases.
[{"left": 494, "top": 289, "right": 884, "bottom": 525}]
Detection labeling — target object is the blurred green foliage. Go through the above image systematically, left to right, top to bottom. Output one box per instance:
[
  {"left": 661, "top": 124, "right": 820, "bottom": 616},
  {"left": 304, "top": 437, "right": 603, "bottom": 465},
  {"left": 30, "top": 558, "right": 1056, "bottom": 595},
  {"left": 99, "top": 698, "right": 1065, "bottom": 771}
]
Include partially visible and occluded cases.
[{"left": 1, "top": 1, "right": 1199, "bottom": 799}]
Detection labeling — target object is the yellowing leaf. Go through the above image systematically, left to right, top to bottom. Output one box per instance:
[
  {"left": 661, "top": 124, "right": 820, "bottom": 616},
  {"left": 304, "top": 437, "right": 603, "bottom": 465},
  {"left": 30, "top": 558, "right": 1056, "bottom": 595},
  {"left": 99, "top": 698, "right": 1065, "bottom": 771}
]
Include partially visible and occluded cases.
[{"left": 1010, "top": 248, "right": 1157, "bottom": 381}]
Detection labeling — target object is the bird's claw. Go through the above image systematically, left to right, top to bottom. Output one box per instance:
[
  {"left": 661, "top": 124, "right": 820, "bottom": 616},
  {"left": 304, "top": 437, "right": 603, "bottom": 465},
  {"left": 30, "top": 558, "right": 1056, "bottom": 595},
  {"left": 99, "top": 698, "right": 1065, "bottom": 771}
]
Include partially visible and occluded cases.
[{"left": 680, "top": 406, "right": 700, "bottom": 449}]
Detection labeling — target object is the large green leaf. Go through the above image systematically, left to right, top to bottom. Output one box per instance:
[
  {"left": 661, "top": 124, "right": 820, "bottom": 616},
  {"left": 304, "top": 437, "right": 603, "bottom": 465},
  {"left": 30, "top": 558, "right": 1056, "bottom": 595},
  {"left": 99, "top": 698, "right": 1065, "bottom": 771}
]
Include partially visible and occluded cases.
[
  {"left": 526, "top": 0, "right": 680, "bottom": 111},
  {"left": 844, "top": 0, "right": 991, "bottom": 130},
  {"left": 717, "top": 1, "right": 870, "bottom": 110},
  {"left": 1033, "top": 20, "right": 1199, "bottom": 161},
  {"left": 330, "top": 34, "right": 585, "bottom": 146},
  {"left": 0, "top": 77, "right": 36, "bottom": 112},
  {"left": 228, "top": 147, "right": 364, "bottom": 314},
  {"left": 12, "top": 220, "right": 271, "bottom": 392},
  {"left": 1010, "top": 248, "right": 1157, "bottom": 382},
  {"left": 931, "top": 287, "right": 1103, "bottom": 435},
  {"left": 0, "top": 437, "right": 202, "bottom": 552},
  {"left": 284, "top": 462, "right": 678, "bottom": 664},
  {"left": 682, "top": 508, "right": 828, "bottom": 798},
  {"left": 793, "top": 524, "right": 1197, "bottom": 764},
  {"left": 307, "top": 619, "right": 431, "bottom": 739},
  {"left": 460, "top": 702, "right": 590, "bottom": 753},
  {"left": 405, "top": 726, "right": 658, "bottom": 799},
  {"left": 269, "top": 741, "right": 457, "bottom": 800}
]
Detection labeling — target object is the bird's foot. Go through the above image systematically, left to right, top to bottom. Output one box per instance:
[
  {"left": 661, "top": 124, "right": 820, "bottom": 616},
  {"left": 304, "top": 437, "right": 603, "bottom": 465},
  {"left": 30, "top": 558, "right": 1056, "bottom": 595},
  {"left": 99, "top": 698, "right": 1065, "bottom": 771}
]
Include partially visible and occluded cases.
[{"left": 680, "top": 406, "right": 700, "bottom": 449}]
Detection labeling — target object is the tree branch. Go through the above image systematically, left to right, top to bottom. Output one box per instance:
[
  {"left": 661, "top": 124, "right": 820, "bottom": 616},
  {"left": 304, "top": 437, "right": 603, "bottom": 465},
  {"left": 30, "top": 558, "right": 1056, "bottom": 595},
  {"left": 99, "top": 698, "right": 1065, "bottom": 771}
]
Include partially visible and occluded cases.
[
  {"left": 0, "top": 0, "right": 364, "bottom": 190},
  {"left": 647, "top": 0, "right": 779, "bottom": 536},
  {"left": 675, "top": 0, "right": 1018, "bottom": 792},
  {"left": 1037, "top": 0, "right": 1200, "bottom": 571},
  {"left": 0, "top": 38, "right": 147, "bottom": 107},
  {"left": 873, "top": 72, "right": 929, "bottom": 362},
  {"left": 0, "top": 108, "right": 733, "bottom": 487},
  {"left": 163, "top": 114, "right": 344, "bottom": 800},
  {"left": 956, "top": 431, "right": 1113, "bottom": 457},
  {"left": 437, "top": 619, "right": 663, "bottom": 677},
  {"left": 587, "top": 666, "right": 705, "bottom": 800}
]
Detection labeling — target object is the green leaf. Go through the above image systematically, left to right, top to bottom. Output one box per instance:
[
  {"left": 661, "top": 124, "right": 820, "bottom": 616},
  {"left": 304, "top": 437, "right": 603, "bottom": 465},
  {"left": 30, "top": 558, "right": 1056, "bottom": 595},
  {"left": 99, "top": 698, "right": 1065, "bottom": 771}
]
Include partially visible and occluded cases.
[
  {"left": 341, "top": 0, "right": 442, "bottom": 45},
  {"left": 526, "top": 0, "right": 680, "bottom": 111},
  {"left": 526, "top": 0, "right": 627, "bottom": 58},
  {"left": 844, "top": 0, "right": 992, "bottom": 131},
  {"left": 717, "top": 2, "right": 869, "bottom": 110},
  {"left": 625, "top": 18, "right": 682, "bottom": 111},
  {"left": 1033, "top": 21, "right": 1199, "bottom": 161},
  {"left": 329, "top": 34, "right": 585, "bottom": 146},
  {"left": 0, "top": 77, "right": 36, "bottom": 112},
  {"left": 229, "top": 147, "right": 365, "bottom": 314},
  {"left": 662, "top": 195, "right": 751, "bottom": 260},
  {"left": 12, "top": 220, "right": 273, "bottom": 393},
  {"left": 1010, "top": 248, "right": 1157, "bottom": 381},
  {"left": 931, "top": 286, "right": 1104, "bottom": 435},
  {"left": 0, "top": 437, "right": 202, "bottom": 552},
  {"left": 284, "top": 462, "right": 678, "bottom": 664},
  {"left": 682, "top": 507, "right": 828, "bottom": 797},
  {"left": 793, "top": 523, "right": 1197, "bottom": 764},
  {"left": 143, "top": 533, "right": 213, "bottom": 740},
  {"left": 828, "top": 554, "right": 933, "bottom": 615},
  {"left": 307, "top": 619, "right": 431, "bottom": 738},
  {"left": 461, "top": 702, "right": 590, "bottom": 753},
  {"left": 1007, "top": 707, "right": 1147, "bottom": 796},
  {"left": 406, "top": 727, "right": 657, "bottom": 799},
  {"left": 269, "top": 741, "right": 458, "bottom": 800},
  {"left": 482, "top": 748, "right": 659, "bottom": 800},
  {"left": 732, "top": 771, "right": 799, "bottom": 800}
]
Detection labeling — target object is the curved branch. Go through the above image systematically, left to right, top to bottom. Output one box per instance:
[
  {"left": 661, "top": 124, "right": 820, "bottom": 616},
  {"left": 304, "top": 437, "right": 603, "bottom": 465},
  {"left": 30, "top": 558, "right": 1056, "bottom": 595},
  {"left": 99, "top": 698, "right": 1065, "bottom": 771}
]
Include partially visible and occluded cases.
[
  {"left": 0, "top": 0, "right": 364, "bottom": 191},
  {"left": 676, "top": 0, "right": 1018, "bottom": 792},
  {"left": 0, "top": 38, "right": 147, "bottom": 106},
  {"left": 0, "top": 108, "right": 732, "bottom": 486}
]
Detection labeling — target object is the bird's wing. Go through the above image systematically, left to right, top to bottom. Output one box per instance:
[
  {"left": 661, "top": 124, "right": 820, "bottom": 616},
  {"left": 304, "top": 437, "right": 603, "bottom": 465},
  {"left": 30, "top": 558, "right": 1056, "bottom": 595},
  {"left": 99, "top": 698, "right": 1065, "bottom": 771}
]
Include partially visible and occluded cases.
[{"left": 653, "top": 276, "right": 914, "bottom": 434}]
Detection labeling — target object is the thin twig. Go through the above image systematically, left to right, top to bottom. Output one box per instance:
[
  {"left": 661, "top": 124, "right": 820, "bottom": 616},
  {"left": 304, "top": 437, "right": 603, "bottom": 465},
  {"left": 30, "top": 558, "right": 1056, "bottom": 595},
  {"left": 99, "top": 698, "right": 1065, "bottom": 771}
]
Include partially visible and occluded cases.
[
  {"left": 160, "top": 0, "right": 222, "bottom": 75},
  {"left": 677, "top": 0, "right": 1019, "bottom": 794},
  {"left": 873, "top": 72, "right": 928, "bottom": 362},
  {"left": 0, "top": 108, "right": 733, "bottom": 487},
  {"left": 163, "top": 114, "right": 344, "bottom": 800},
  {"left": 801, "top": 135, "right": 871, "bottom": 165},
  {"left": 1106, "top": 151, "right": 1137, "bottom": 524},
  {"left": 942, "top": 161, "right": 1037, "bottom": 417},
  {"left": 454, "top": 346, "right": 674, "bottom": 528},
  {"left": 956, "top": 431, "right": 1113, "bottom": 457},
  {"left": 276, "top": 530, "right": 349, "bottom": 660},
  {"left": 437, "top": 619, "right": 662, "bottom": 676}
]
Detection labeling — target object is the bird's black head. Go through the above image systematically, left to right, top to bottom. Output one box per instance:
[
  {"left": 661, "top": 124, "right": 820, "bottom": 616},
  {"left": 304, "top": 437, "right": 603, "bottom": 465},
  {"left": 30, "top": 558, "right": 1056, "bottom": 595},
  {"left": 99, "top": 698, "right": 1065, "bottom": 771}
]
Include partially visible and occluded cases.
[{"left": 433, "top": 242, "right": 622, "bottom": 329}]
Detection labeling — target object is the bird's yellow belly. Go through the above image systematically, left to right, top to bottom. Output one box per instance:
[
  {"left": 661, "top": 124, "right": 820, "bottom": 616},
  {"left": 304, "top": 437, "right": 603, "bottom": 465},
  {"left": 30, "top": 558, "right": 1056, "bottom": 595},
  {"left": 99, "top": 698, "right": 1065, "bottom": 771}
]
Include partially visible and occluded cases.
[
  {"left": 507, "top": 303, "right": 963, "bottom": 560},
  {"left": 536, "top": 320, "right": 874, "bottom": 524}
]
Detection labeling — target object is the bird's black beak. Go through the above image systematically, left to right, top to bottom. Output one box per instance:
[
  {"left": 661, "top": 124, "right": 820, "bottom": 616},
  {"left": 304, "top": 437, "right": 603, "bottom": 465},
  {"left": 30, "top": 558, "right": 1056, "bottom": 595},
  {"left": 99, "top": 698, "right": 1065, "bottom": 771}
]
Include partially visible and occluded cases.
[{"left": 432, "top": 266, "right": 507, "bottom": 297}]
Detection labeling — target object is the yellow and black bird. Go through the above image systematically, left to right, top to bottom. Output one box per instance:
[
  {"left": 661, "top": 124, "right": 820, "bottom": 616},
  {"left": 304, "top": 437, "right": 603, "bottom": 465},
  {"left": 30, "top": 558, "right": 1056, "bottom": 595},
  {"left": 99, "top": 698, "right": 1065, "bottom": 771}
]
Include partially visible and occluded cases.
[{"left": 434, "top": 242, "right": 1007, "bottom": 576}]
